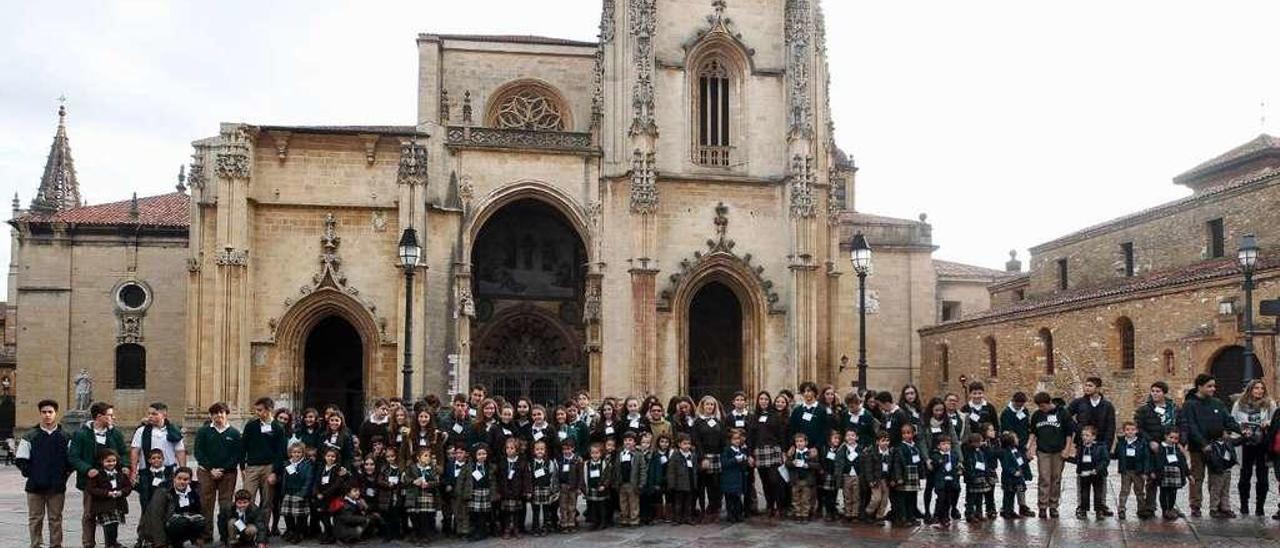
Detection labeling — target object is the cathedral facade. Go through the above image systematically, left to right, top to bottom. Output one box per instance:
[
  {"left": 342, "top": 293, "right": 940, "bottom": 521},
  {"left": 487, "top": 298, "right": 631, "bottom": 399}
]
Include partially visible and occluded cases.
[{"left": 10, "top": 1, "right": 997, "bottom": 427}]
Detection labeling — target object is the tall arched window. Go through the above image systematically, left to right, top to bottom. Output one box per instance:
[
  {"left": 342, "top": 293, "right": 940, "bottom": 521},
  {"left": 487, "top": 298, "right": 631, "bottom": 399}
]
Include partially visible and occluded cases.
[
  {"left": 696, "top": 58, "right": 732, "bottom": 166},
  {"left": 1117, "top": 317, "right": 1136, "bottom": 369},
  {"left": 1039, "top": 328, "right": 1055, "bottom": 375},
  {"left": 984, "top": 336, "right": 998, "bottom": 378},
  {"left": 115, "top": 343, "right": 146, "bottom": 389},
  {"left": 939, "top": 343, "right": 950, "bottom": 382},
  {"left": 1162, "top": 349, "right": 1175, "bottom": 375}
]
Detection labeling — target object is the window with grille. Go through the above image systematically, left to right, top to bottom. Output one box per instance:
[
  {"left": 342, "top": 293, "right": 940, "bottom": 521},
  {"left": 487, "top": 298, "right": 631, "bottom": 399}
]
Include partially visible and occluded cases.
[
  {"left": 696, "top": 59, "right": 731, "bottom": 166},
  {"left": 1206, "top": 218, "right": 1225, "bottom": 258},
  {"left": 1121, "top": 242, "right": 1135, "bottom": 277},
  {"left": 1057, "top": 258, "right": 1069, "bottom": 290},
  {"left": 1117, "top": 317, "right": 1135, "bottom": 369},
  {"left": 1039, "top": 328, "right": 1055, "bottom": 375},
  {"left": 985, "top": 336, "right": 998, "bottom": 377},
  {"left": 115, "top": 343, "right": 146, "bottom": 389},
  {"left": 939, "top": 344, "right": 950, "bottom": 382}
]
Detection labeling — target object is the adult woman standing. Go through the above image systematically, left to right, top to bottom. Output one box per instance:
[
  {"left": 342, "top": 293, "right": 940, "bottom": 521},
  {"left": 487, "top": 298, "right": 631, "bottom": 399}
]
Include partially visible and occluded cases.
[
  {"left": 1232, "top": 379, "right": 1273, "bottom": 516},
  {"left": 751, "top": 392, "right": 788, "bottom": 519}
]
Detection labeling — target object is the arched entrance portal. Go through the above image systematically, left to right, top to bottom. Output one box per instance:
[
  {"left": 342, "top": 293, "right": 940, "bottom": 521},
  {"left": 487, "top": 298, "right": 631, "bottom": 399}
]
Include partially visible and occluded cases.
[
  {"left": 470, "top": 198, "right": 586, "bottom": 406},
  {"left": 688, "top": 281, "right": 743, "bottom": 403},
  {"left": 304, "top": 316, "right": 365, "bottom": 420},
  {"left": 1209, "top": 345, "right": 1260, "bottom": 403}
]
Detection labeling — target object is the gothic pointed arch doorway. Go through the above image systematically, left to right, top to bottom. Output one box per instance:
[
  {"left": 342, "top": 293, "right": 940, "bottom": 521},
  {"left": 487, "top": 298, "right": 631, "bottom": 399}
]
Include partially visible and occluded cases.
[
  {"left": 469, "top": 198, "right": 587, "bottom": 406},
  {"left": 688, "top": 281, "right": 743, "bottom": 403},
  {"left": 303, "top": 315, "right": 365, "bottom": 420},
  {"left": 1208, "top": 345, "right": 1260, "bottom": 404}
]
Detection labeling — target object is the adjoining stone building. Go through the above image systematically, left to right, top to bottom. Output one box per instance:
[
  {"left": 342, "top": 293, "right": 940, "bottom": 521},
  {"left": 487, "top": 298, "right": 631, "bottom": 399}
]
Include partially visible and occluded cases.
[
  {"left": 8, "top": 1, "right": 1008, "bottom": 428},
  {"left": 920, "top": 134, "right": 1280, "bottom": 421}
]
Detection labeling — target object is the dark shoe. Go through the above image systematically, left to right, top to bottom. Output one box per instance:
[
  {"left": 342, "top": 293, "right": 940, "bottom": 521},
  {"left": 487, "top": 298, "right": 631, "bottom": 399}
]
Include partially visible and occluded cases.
[
  {"left": 1021, "top": 507, "right": 1037, "bottom": 518},
  {"left": 1049, "top": 508, "right": 1059, "bottom": 519},
  {"left": 1099, "top": 508, "right": 1114, "bottom": 517},
  {"left": 1190, "top": 508, "right": 1201, "bottom": 518},
  {"left": 951, "top": 509, "right": 961, "bottom": 520},
  {"left": 1038, "top": 509, "right": 1048, "bottom": 519},
  {"left": 1118, "top": 510, "right": 1126, "bottom": 520},
  {"left": 1163, "top": 510, "right": 1177, "bottom": 520},
  {"left": 1076, "top": 511, "right": 1088, "bottom": 520}
]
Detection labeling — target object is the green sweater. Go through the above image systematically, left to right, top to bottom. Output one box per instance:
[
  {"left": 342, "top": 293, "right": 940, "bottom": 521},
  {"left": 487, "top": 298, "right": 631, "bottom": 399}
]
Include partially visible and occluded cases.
[
  {"left": 242, "top": 418, "right": 286, "bottom": 471},
  {"left": 68, "top": 424, "right": 130, "bottom": 490},
  {"left": 194, "top": 424, "right": 243, "bottom": 470}
]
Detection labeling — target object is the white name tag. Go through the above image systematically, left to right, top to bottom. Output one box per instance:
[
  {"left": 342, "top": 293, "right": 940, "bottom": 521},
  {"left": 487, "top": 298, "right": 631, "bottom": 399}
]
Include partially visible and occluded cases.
[
  {"left": 1154, "top": 406, "right": 1166, "bottom": 415},
  {"left": 468, "top": 408, "right": 477, "bottom": 417},
  {"left": 802, "top": 412, "right": 813, "bottom": 422},
  {"left": 1016, "top": 412, "right": 1026, "bottom": 420},
  {"left": 968, "top": 413, "right": 980, "bottom": 423},
  {"left": 1047, "top": 415, "right": 1058, "bottom": 424},
  {"left": 758, "top": 416, "right": 768, "bottom": 423},
  {"left": 707, "top": 419, "right": 717, "bottom": 428},
  {"left": 630, "top": 420, "right": 641, "bottom": 429},
  {"left": 735, "top": 420, "right": 745, "bottom": 428},
  {"left": 260, "top": 423, "right": 273, "bottom": 434},
  {"left": 452, "top": 424, "right": 463, "bottom": 434},
  {"left": 605, "top": 426, "right": 615, "bottom": 435},
  {"left": 931, "top": 427, "right": 942, "bottom": 434},
  {"left": 502, "top": 429, "right": 512, "bottom": 436},
  {"left": 533, "top": 431, "right": 544, "bottom": 441},
  {"left": 558, "top": 431, "right": 568, "bottom": 440},
  {"left": 95, "top": 434, "right": 107, "bottom": 445},
  {"left": 419, "top": 439, "right": 428, "bottom": 446},
  {"left": 1125, "top": 447, "right": 1136, "bottom": 457},
  {"left": 826, "top": 451, "right": 836, "bottom": 460},
  {"left": 621, "top": 453, "right": 632, "bottom": 463},
  {"left": 1166, "top": 453, "right": 1178, "bottom": 463},
  {"left": 911, "top": 454, "right": 920, "bottom": 464},
  {"left": 660, "top": 455, "right": 669, "bottom": 464},
  {"left": 1082, "top": 455, "right": 1092, "bottom": 463},
  {"left": 1015, "top": 457, "right": 1024, "bottom": 466},
  {"left": 685, "top": 459, "right": 694, "bottom": 468},
  {"left": 793, "top": 459, "right": 806, "bottom": 468},
  {"left": 975, "top": 461, "right": 986, "bottom": 471},
  {"left": 944, "top": 462, "right": 952, "bottom": 472},
  {"left": 286, "top": 463, "right": 298, "bottom": 475},
  {"left": 882, "top": 463, "right": 889, "bottom": 472},
  {"left": 561, "top": 464, "right": 571, "bottom": 473},
  {"left": 534, "top": 468, "right": 546, "bottom": 478},
  {"left": 508, "top": 469, "right": 515, "bottom": 480},
  {"left": 589, "top": 469, "right": 601, "bottom": 478},
  {"left": 472, "top": 470, "right": 484, "bottom": 481},
  {"left": 1081, "top": 470, "right": 1095, "bottom": 477},
  {"left": 321, "top": 475, "right": 330, "bottom": 485},
  {"left": 389, "top": 475, "right": 399, "bottom": 485},
  {"left": 945, "top": 475, "right": 954, "bottom": 481},
  {"left": 152, "top": 477, "right": 164, "bottom": 486},
  {"left": 109, "top": 479, "right": 118, "bottom": 489},
  {"left": 366, "top": 487, "right": 376, "bottom": 496},
  {"left": 178, "top": 495, "right": 190, "bottom": 507},
  {"left": 234, "top": 519, "right": 246, "bottom": 532}
]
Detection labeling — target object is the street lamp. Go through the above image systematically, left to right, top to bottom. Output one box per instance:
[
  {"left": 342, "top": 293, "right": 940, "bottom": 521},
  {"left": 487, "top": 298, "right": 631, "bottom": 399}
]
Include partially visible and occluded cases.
[
  {"left": 398, "top": 226, "right": 422, "bottom": 401},
  {"left": 850, "top": 232, "right": 872, "bottom": 392},
  {"left": 1239, "top": 233, "right": 1258, "bottom": 383}
]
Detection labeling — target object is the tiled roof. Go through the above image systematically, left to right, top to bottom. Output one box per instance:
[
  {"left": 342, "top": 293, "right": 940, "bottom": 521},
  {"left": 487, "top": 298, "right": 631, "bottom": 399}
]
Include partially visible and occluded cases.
[
  {"left": 422, "top": 33, "right": 597, "bottom": 48},
  {"left": 258, "top": 125, "right": 421, "bottom": 136},
  {"left": 1174, "top": 134, "right": 1280, "bottom": 185},
  {"left": 1031, "top": 166, "right": 1280, "bottom": 253},
  {"left": 15, "top": 192, "right": 189, "bottom": 228},
  {"left": 839, "top": 211, "right": 926, "bottom": 226},
  {"left": 923, "top": 255, "right": 1280, "bottom": 331},
  {"left": 934, "top": 259, "right": 1012, "bottom": 280}
]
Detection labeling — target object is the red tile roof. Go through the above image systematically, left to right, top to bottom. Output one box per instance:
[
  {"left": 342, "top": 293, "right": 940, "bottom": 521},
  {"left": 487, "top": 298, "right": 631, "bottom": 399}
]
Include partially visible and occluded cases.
[
  {"left": 1174, "top": 133, "right": 1280, "bottom": 185},
  {"left": 15, "top": 192, "right": 189, "bottom": 228},
  {"left": 923, "top": 255, "right": 1280, "bottom": 332},
  {"left": 933, "top": 259, "right": 1013, "bottom": 280}
]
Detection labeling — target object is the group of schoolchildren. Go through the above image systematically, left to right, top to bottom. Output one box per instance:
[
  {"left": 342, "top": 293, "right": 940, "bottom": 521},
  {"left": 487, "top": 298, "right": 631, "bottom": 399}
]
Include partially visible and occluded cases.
[{"left": 25, "top": 369, "right": 1278, "bottom": 548}]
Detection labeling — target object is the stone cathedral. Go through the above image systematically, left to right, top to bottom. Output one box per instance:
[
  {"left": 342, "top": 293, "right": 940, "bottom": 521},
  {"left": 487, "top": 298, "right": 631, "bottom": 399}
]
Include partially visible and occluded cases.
[{"left": 8, "top": 0, "right": 1010, "bottom": 427}]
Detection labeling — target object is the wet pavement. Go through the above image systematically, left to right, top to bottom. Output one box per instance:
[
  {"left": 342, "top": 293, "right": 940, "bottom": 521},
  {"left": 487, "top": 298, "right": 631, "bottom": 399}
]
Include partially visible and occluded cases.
[{"left": 5, "top": 464, "right": 1279, "bottom": 547}]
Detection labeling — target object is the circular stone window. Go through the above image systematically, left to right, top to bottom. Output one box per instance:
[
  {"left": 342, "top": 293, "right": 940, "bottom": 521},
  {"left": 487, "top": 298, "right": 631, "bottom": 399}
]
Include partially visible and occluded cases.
[{"left": 117, "top": 283, "right": 149, "bottom": 311}]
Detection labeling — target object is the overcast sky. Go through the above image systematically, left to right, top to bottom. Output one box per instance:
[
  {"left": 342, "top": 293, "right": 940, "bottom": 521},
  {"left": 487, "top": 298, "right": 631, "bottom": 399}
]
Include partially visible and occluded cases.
[{"left": 1, "top": 1, "right": 1277, "bottom": 293}]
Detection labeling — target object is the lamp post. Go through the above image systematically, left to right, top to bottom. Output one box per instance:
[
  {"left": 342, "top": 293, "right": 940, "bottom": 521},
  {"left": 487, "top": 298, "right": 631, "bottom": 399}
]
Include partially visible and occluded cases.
[
  {"left": 398, "top": 227, "right": 422, "bottom": 401},
  {"left": 850, "top": 233, "right": 872, "bottom": 393},
  {"left": 1239, "top": 233, "right": 1258, "bottom": 383}
]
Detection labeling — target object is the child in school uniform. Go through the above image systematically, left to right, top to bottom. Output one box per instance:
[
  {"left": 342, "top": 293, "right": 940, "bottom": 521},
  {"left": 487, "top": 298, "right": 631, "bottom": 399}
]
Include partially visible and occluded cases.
[
  {"left": 1113, "top": 421, "right": 1149, "bottom": 520},
  {"left": 889, "top": 423, "right": 923, "bottom": 527},
  {"left": 1073, "top": 425, "right": 1110, "bottom": 520},
  {"left": 721, "top": 429, "right": 750, "bottom": 523},
  {"left": 835, "top": 429, "right": 862, "bottom": 522},
  {"left": 818, "top": 430, "right": 842, "bottom": 520},
  {"left": 1157, "top": 430, "right": 1189, "bottom": 520},
  {"left": 617, "top": 431, "right": 647, "bottom": 526},
  {"left": 862, "top": 431, "right": 892, "bottom": 523},
  {"left": 998, "top": 431, "right": 1031, "bottom": 519},
  {"left": 636, "top": 432, "right": 658, "bottom": 525},
  {"left": 786, "top": 432, "right": 817, "bottom": 521},
  {"left": 1205, "top": 432, "right": 1239, "bottom": 519},
  {"left": 645, "top": 433, "right": 671, "bottom": 524},
  {"left": 666, "top": 433, "right": 699, "bottom": 525},
  {"left": 961, "top": 433, "right": 990, "bottom": 522},
  {"left": 929, "top": 435, "right": 962, "bottom": 528},
  {"left": 496, "top": 437, "right": 530, "bottom": 538},
  {"left": 557, "top": 438, "right": 583, "bottom": 533},
  {"left": 527, "top": 439, "right": 558, "bottom": 536},
  {"left": 280, "top": 442, "right": 314, "bottom": 543},
  {"left": 583, "top": 442, "right": 615, "bottom": 530},
  {"left": 459, "top": 443, "right": 495, "bottom": 541},
  {"left": 441, "top": 444, "right": 469, "bottom": 538},
  {"left": 377, "top": 446, "right": 406, "bottom": 541},
  {"left": 313, "top": 447, "right": 351, "bottom": 544},
  {"left": 405, "top": 447, "right": 440, "bottom": 542},
  {"left": 136, "top": 448, "right": 172, "bottom": 528},
  {"left": 88, "top": 449, "right": 133, "bottom": 548},
  {"left": 333, "top": 485, "right": 381, "bottom": 544},
  {"left": 219, "top": 489, "right": 268, "bottom": 548}
]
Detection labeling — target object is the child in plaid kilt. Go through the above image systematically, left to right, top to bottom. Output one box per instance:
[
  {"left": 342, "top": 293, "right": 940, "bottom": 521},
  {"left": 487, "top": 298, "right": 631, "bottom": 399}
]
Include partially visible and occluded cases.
[
  {"left": 889, "top": 423, "right": 923, "bottom": 527},
  {"left": 818, "top": 430, "right": 842, "bottom": 520},
  {"left": 1158, "top": 430, "right": 1189, "bottom": 520},
  {"left": 786, "top": 432, "right": 817, "bottom": 521},
  {"left": 962, "top": 432, "right": 993, "bottom": 522},
  {"left": 497, "top": 438, "right": 531, "bottom": 538},
  {"left": 557, "top": 438, "right": 583, "bottom": 532},
  {"left": 528, "top": 439, "right": 559, "bottom": 535},
  {"left": 280, "top": 442, "right": 314, "bottom": 543},
  {"left": 583, "top": 442, "right": 616, "bottom": 530},
  {"left": 460, "top": 443, "right": 496, "bottom": 541},
  {"left": 377, "top": 446, "right": 406, "bottom": 541},
  {"left": 405, "top": 447, "right": 440, "bottom": 542},
  {"left": 88, "top": 449, "right": 133, "bottom": 548}
]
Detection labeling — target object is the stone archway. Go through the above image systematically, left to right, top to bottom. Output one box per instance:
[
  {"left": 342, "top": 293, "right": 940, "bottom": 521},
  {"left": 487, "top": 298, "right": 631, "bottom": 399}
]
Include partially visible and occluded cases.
[
  {"left": 673, "top": 260, "right": 767, "bottom": 399},
  {"left": 687, "top": 280, "right": 744, "bottom": 403},
  {"left": 273, "top": 288, "right": 382, "bottom": 415},
  {"left": 304, "top": 316, "right": 364, "bottom": 420},
  {"left": 1208, "top": 344, "right": 1258, "bottom": 403}
]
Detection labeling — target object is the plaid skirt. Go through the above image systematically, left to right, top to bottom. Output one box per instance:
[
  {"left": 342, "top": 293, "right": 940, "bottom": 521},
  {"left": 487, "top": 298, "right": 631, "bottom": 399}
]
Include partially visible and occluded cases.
[
  {"left": 754, "top": 445, "right": 783, "bottom": 468},
  {"left": 701, "top": 453, "right": 722, "bottom": 474},
  {"left": 899, "top": 465, "right": 920, "bottom": 492},
  {"left": 1162, "top": 466, "right": 1185, "bottom": 488},
  {"left": 819, "top": 471, "right": 838, "bottom": 491},
  {"left": 966, "top": 476, "right": 993, "bottom": 494},
  {"left": 1002, "top": 479, "right": 1027, "bottom": 493},
  {"left": 532, "top": 484, "right": 559, "bottom": 505},
  {"left": 585, "top": 485, "right": 610, "bottom": 502},
  {"left": 469, "top": 487, "right": 493, "bottom": 512},
  {"left": 376, "top": 490, "right": 400, "bottom": 509},
  {"left": 406, "top": 490, "right": 437, "bottom": 513},
  {"left": 281, "top": 494, "right": 310, "bottom": 517},
  {"left": 501, "top": 497, "right": 525, "bottom": 512},
  {"left": 95, "top": 510, "right": 125, "bottom": 526}
]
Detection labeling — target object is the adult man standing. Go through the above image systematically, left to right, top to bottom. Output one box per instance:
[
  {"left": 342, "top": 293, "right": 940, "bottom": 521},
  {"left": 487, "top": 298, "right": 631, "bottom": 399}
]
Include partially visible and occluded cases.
[
  {"left": 1179, "top": 374, "right": 1239, "bottom": 518},
  {"left": 1067, "top": 377, "right": 1116, "bottom": 516},
  {"left": 1133, "top": 381, "right": 1178, "bottom": 519},
  {"left": 1028, "top": 392, "right": 1074, "bottom": 519},
  {"left": 241, "top": 397, "right": 286, "bottom": 528},
  {"left": 18, "top": 399, "right": 71, "bottom": 548},
  {"left": 68, "top": 401, "right": 130, "bottom": 548},
  {"left": 130, "top": 402, "right": 187, "bottom": 533},
  {"left": 195, "top": 402, "right": 242, "bottom": 541}
]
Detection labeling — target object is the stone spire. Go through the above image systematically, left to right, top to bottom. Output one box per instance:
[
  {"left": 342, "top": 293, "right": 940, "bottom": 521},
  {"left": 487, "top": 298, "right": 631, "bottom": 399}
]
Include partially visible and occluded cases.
[{"left": 30, "top": 104, "right": 83, "bottom": 214}]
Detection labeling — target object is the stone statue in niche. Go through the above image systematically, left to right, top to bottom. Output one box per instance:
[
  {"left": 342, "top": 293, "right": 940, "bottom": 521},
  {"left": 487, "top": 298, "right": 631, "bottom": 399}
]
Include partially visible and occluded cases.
[{"left": 73, "top": 368, "right": 93, "bottom": 410}]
